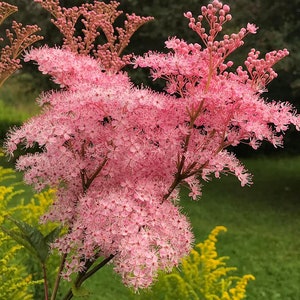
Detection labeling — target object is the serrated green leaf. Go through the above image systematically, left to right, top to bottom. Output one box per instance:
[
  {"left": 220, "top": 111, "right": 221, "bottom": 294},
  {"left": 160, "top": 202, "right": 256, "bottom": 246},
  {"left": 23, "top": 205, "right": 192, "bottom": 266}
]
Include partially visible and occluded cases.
[
  {"left": 3, "top": 216, "right": 49, "bottom": 263},
  {"left": 1, "top": 225, "right": 38, "bottom": 259},
  {"left": 71, "top": 284, "right": 90, "bottom": 297}
]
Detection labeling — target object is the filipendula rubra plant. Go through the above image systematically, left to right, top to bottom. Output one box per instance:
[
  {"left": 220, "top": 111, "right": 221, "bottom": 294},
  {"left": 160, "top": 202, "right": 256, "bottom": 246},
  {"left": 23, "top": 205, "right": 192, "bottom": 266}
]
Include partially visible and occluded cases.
[{"left": 4, "top": 0, "right": 300, "bottom": 297}]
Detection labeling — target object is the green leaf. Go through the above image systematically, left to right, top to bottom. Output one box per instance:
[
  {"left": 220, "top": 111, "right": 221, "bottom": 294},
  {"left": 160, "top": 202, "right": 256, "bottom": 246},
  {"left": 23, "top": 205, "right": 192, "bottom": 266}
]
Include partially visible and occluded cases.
[
  {"left": 2, "top": 216, "right": 49, "bottom": 263},
  {"left": 1, "top": 225, "right": 38, "bottom": 258},
  {"left": 44, "top": 226, "right": 62, "bottom": 245},
  {"left": 71, "top": 284, "right": 90, "bottom": 298}
]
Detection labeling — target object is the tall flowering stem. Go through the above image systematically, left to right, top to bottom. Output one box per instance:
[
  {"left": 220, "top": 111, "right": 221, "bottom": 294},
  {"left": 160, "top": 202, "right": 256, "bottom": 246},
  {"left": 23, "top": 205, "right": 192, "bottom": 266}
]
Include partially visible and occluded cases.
[
  {"left": 4, "top": 0, "right": 300, "bottom": 296},
  {"left": 136, "top": 0, "right": 298, "bottom": 198},
  {"left": 0, "top": 1, "right": 43, "bottom": 87}
]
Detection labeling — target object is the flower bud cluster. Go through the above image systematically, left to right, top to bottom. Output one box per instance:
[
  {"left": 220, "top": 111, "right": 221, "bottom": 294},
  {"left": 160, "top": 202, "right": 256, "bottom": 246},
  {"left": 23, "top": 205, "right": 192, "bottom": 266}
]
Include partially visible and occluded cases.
[
  {"left": 35, "top": 0, "right": 153, "bottom": 73},
  {"left": 184, "top": 0, "right": 232, "bottom": 47},
  {"left": 184, "top": 1, "right": 258, "bottom": 76},
  {"left": 0, "top": 3, "right": 43, "bottom": 87},
  {"left": 245, "top": 48, "right": 289, "bottom": 91}
]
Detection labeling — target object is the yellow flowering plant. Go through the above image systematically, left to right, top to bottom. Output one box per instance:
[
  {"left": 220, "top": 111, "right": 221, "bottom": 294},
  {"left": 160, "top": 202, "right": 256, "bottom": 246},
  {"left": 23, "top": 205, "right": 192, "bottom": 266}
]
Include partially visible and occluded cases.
[{"left": 0, "top": 165, "right": 61, "bottom": 299}]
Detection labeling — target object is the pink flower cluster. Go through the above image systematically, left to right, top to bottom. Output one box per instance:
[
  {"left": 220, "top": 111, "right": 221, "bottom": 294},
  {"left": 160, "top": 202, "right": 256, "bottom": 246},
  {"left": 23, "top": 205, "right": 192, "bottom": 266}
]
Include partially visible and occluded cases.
[
  {"left": 5, "top": 0, "right": 300, "bottom": 290},
  {"left": 7, "top": 47, "right": 194, "bottom": 288},
  {"left": 244, "top": 48, "right": 289, "bottom": 91}
]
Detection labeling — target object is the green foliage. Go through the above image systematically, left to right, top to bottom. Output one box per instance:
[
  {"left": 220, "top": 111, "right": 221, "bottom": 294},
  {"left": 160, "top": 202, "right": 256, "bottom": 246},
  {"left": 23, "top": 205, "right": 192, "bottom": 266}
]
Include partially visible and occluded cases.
[
  {"left": 0, "top": 167, "right": 39, "bottom": 299},
  {"left": 1, "top": 215, "right": 61, "bottom": 264},
  {"left": 137, "top": 226, "right": 254, "bottom": 300},
  {"left": 0, "top": 236, "right": 39, "bottom": 300},
  {"left": 71, "top": 284, "right": 90, "bottom": 298}
]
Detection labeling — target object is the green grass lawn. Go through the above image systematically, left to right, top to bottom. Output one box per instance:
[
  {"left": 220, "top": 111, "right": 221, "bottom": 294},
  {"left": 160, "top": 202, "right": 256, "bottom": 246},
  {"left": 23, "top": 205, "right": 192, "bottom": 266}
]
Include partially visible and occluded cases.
[{"left": 0, "top": 72, "right": 42, "bottom": 142}]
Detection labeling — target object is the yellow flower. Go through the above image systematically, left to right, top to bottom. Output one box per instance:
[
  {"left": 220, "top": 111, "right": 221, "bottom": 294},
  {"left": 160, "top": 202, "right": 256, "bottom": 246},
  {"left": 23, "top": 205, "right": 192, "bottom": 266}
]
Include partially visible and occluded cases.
[{"left": 0, "top": 166, "right": 54, "bottom": 299}]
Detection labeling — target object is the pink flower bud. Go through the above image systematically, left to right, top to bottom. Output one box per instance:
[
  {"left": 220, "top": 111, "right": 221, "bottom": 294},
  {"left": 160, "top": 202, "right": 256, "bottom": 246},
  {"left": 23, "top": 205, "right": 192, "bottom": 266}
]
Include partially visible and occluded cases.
[
  {"left": 223, "top": 4, "right": 230, "bottom": 12},
  {"left": 219, "top": 9, "right": 225, "bottom": 16},
  {"left": 184, "top": 11, "right": 193, "bottom": 18},
  {"left": 226, "top": 14, "right": 232, "bottom": 21}
]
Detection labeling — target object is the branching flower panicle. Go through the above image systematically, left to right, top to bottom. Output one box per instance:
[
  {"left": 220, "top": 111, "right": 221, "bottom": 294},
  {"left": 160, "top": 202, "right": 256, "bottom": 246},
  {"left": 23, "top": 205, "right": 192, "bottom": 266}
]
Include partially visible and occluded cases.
[
  {"left": 136, "top": 0, "right": 300, "bottom": 196},
  {"left": 244, "top": 48, "right": 289, "bottom": 92}
]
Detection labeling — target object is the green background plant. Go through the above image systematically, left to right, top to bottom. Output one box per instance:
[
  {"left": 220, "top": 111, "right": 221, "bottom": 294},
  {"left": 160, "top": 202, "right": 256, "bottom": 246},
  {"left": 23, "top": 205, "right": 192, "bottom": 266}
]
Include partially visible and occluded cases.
[{"left": 0, "top": 166, "right": 40, "bottom": 299}]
